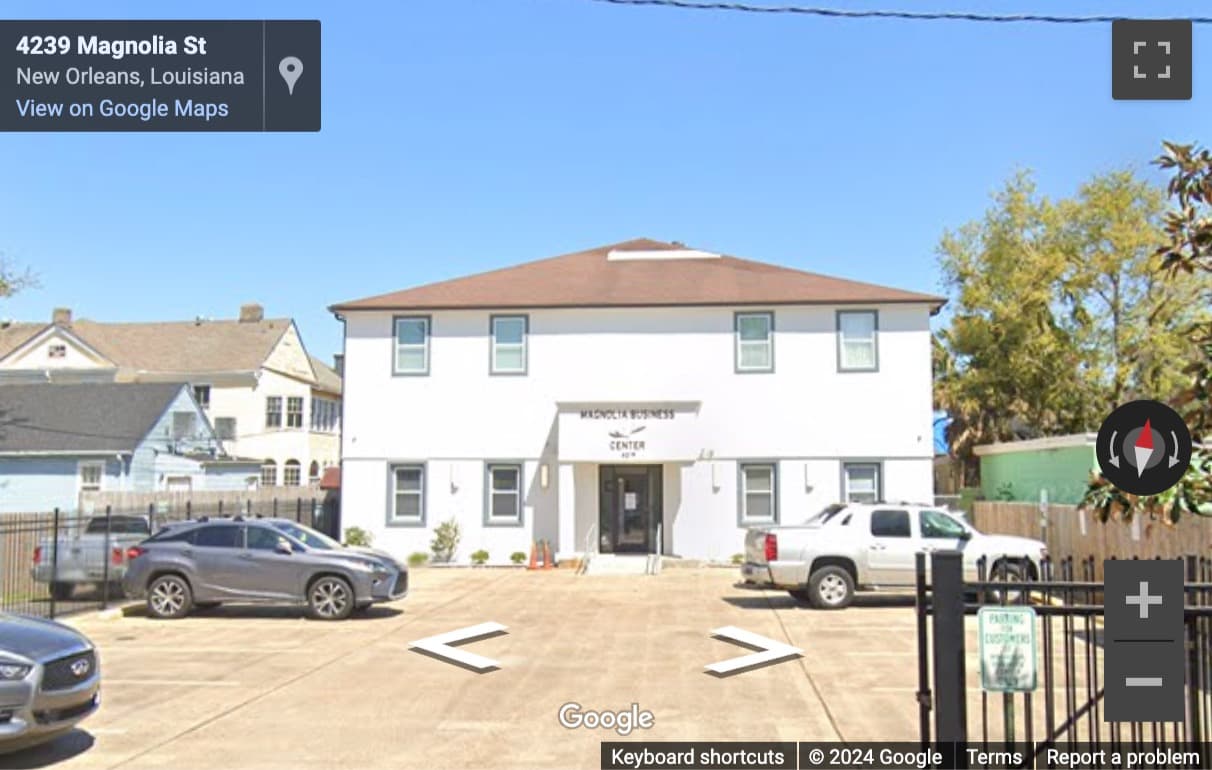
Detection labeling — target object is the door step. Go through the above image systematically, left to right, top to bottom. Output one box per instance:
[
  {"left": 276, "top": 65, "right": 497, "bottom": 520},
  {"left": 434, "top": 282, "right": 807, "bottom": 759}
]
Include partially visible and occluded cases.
[{"left": 581, "top": 554, "right": 657, "bottom": 576}]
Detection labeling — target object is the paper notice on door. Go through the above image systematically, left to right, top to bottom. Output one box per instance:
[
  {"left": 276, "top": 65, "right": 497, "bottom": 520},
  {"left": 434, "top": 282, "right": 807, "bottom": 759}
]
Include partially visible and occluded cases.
[{"left": 624, "top": 492, "right": 638, "bottom": 510}]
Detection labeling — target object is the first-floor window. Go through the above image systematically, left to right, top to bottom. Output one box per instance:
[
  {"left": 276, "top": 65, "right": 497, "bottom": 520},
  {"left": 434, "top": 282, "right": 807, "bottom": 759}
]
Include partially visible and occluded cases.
[
  {"left": 261, "top": 459, "right": 277, "bottom": 487},
  {"left": 283, "top": 459, "right": 301, "bottom": 486},
  {"left": 78, "top": 461, "right": 104, "bottom": 493},
  {"left": 309, "top": 461, "right": 321, "bottom": 485},
  {"left": 843, "top": 462, "right": 881, "bottom": 503},
  {"left": 486, "top": 463, "right": 522, "bottom": 524},
  {"left": 739, "top": 463, "right": 777, "bottom": 523},
  {"left": 391, "top": 464, "right": 425, "bottom": 524}
]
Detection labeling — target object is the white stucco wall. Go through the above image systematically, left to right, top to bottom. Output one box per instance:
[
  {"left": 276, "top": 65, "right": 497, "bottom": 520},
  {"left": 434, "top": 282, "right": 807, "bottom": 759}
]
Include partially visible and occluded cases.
[{"left": 340, "top": 304, "right": 934, "bottom": 562}]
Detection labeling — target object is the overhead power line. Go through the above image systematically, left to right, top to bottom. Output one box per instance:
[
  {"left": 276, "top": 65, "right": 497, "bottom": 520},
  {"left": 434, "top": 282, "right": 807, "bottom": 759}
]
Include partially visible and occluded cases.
[{"left": 590, "top": 0, "right": 1212, "bottom": 24}]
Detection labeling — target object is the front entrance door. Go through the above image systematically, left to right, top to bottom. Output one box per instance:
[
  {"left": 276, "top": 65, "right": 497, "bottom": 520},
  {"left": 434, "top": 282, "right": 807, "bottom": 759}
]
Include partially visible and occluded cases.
[{"left": 598, "top": 465, "right": 662, "bottom": 554}]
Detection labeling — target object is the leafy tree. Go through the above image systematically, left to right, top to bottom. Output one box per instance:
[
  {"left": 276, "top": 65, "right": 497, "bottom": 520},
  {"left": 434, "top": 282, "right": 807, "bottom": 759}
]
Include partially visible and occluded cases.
[
  {"left": 1081, "top": 143, "right": 1212, "bottom": 521},
  {"left": 935, "top": 169, "right": 1210, "bottom": 486},
  {"left": 0, "top": 254, "right": 37, "bottom": 299}
]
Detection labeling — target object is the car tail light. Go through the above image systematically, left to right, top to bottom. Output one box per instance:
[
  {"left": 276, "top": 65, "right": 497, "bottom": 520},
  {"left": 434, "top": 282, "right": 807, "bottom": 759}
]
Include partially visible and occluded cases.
[
  {"left": 764, "top": 533, "right": 778, "bottom": 562},
  {"left": 33, "top": 546, "right": 42, "bottom": 565},
  {"left": 111, "top": 546, "right": 124, "bottom": 565},
  {"left": 125, "top": 546, "right": 146, "bottom": 561}
]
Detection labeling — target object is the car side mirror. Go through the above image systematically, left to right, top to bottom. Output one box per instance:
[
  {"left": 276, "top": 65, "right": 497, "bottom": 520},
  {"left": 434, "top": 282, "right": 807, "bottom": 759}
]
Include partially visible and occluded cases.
[
  {"left": 959, "top": 530, "right": 972, "bottom": 541},
  {"left": 275, "top": 541, "right": 293, "bottom": 555}
]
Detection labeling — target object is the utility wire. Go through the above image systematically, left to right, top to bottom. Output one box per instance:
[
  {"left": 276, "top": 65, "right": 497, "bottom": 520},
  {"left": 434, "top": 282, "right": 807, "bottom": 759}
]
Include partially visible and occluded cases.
[{"left": 590, "top": 0, "right": 1212, "bottom": 24}]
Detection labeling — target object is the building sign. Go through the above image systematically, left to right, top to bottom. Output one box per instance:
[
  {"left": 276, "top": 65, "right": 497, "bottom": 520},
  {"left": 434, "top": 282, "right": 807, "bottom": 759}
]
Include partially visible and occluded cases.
[
  {"left": 557, "top": 402, "right": 701, "bottom": 462},
  {"left": 977, "top": 606, "right": 1038, "bottom": 692}
]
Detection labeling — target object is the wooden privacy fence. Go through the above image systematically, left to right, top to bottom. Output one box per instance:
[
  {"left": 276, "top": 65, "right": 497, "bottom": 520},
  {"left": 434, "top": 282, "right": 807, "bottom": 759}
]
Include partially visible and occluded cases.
[
  {"left": 80, "top": 488, "right": 326, "bottom": 517},
  {"left": 972, "top": 500, "right": 1212, "bottom": 580}
]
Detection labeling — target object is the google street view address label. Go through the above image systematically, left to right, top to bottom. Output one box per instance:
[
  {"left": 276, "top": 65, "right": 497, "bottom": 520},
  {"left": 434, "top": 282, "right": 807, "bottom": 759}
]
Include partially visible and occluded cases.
[{"left": 0, "top": 20, "right": 319, "bottom": 131}]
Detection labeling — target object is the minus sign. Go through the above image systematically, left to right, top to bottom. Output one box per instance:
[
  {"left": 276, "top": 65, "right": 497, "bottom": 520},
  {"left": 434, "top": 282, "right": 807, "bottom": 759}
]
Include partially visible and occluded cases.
[{"left": 1125, "top": 677, "right": 1164, "bottom": 687}]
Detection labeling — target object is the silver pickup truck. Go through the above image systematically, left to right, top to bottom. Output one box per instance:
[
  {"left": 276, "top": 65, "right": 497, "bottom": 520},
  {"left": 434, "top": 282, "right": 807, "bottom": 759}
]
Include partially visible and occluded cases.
[
  {"left": 741, "top": 503, "right": 1047, "bottom": 609},
  {"left": 32, "top": 515, "right": 151, "bottom": 600}
]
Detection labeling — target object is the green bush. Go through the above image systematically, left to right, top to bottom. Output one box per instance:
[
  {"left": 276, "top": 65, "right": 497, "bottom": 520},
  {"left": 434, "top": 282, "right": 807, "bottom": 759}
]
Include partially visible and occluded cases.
[
  {"left": 430, "top": 517, "right": 461, "bottom": 563},
  {"left": 343, "top": 527, "right": 373, "bottom": 547},
  {"left": 471, "top": 549, "right": 489, "bottom": 565},
  {"left": 510, "top": 551, "right": 527, "bottom": 565},
  {"left": 407, "top": 552, "right": 429, "bottom": 567},
  {"left": 730, "top": 553, "right": 744, "bottom": 565}
]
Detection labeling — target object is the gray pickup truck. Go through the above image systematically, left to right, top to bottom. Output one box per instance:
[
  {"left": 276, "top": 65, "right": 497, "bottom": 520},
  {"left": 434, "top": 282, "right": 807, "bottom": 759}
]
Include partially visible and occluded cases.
[
  {"left": 741, "top": 502, "right": 1047, "bottom": 609},
  {"left": 32, "top": 515, "right": 151, "bottom": 600}
]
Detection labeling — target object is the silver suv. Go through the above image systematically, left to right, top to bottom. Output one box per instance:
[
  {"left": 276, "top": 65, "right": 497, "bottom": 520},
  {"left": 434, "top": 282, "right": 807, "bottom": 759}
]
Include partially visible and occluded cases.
[{"left": 122, "top": 518, "right": 408, "bottom": 620}]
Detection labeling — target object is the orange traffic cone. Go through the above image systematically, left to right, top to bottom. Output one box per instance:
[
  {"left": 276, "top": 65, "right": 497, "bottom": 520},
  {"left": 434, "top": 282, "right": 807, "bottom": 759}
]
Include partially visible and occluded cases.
[
  {"left": 542, "top": 540, "right": 553, "bottom": 570},
  {"left": 527, "top": 541, "right": 538, "bottom": 570}
]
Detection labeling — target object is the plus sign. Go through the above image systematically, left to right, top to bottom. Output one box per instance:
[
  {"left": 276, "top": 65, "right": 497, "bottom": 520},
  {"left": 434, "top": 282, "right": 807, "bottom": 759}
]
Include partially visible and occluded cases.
[{"left": 1126, "top": 581, "right": 1163, "bottom": 619}]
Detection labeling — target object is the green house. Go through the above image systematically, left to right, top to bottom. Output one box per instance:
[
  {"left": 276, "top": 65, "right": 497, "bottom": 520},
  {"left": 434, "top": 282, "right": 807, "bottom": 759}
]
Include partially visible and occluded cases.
[{"left": 974, "top": 434, "right": 1098, "bottom": 505}]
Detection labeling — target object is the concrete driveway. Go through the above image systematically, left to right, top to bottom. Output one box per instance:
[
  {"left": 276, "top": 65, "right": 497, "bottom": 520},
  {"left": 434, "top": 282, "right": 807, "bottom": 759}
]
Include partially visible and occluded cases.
[{"left": 7, "top": 568, "right": 927, "bottom": 770}]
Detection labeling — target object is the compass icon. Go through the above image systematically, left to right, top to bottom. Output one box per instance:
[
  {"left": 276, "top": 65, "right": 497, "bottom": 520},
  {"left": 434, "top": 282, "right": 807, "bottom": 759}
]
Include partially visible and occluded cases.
[{"left": 1096, "top": 400, "right": 1192, "bottom": 496}]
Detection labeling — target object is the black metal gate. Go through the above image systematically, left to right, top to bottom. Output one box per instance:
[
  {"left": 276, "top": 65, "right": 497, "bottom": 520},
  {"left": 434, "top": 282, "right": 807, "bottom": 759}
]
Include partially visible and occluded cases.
[{"left": 915, "top": 552, "right": 1212, "bottom": 768}]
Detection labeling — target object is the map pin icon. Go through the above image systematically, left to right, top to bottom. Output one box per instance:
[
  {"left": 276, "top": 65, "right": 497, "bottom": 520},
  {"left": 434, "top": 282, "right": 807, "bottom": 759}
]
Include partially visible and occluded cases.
[{"left": 279, "top": 56, "right": 303, "bottom": 95}]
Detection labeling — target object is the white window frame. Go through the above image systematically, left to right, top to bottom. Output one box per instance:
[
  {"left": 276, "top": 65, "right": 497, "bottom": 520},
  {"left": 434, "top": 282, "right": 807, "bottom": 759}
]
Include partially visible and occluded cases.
[
  {"left": 837, "top": 310, "right": 879, "bottom": 372},
  {"left": 734, "top": 312, "right": 774, "bottom": 373},
  {"left": 490, "top": 315, "right": 528, "bottom": 375},
  {"left": 393, "top": 316, "right": 431, "bottom": 376},
  {"left": 48, "top": 343, "right": 67, "bottom": 359},
  {"left": 265, "top": 396, "right": 282, "bottom": 429},
  {"left": 77, "top": 460, "right": 104, "bottom": 494},
  {"left": 260, "top": 460, "right": 277, "bottom": 487},
  {"left": 283, "top": 460, "right": 302, "bottom": 486},
  {"left": 842, "top": 461, "right": 882, "bottom": 503},
  {"left": 738, "top": 462, "right": 778, "bottom": 525},
  {"left": 485, "top": 463, "right": 523, "bottom": 526},
  {"left": 389, "top": 464, "right": 426, "bottom": 526}
]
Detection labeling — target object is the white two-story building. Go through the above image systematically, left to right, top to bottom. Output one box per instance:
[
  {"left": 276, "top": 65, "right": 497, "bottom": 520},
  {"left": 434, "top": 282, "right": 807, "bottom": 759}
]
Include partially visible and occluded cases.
[{"left": 332, "top": 239, "right": 943, "bottom": 563}]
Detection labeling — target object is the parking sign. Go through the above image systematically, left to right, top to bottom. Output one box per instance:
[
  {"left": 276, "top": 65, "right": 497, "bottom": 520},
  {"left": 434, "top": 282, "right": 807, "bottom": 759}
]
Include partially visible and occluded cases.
[{"left": 978, "top": 606, "right": 1038, "bottom": 692}]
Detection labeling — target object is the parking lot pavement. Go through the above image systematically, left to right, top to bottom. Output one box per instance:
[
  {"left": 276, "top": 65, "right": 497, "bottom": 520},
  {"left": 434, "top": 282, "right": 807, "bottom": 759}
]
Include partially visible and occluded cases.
[{"left": 11, "top": 568, "right": 929, "bottom": 770}]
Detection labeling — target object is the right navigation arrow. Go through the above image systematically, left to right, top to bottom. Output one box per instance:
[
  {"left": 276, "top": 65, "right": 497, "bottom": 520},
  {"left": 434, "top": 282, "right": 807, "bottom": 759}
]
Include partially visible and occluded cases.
[{"left": 705, "top": 626, "right": 803, "bottom": 676}]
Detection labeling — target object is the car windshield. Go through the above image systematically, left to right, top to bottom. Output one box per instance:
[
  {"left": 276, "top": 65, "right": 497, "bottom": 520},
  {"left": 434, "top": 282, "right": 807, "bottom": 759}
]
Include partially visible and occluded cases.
[
  {"left": 804, "top": 504, "right": 847, "bottom": 524},
  {"left": 85, "top": 516, "right": 150, "bottom": 535},
  {"left": 269, "top": 521, "right": 342, "bottom": 550}
]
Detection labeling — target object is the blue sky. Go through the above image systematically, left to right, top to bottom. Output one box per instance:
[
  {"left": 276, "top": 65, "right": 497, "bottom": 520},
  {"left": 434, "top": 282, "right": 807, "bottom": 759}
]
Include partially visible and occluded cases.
[{"left": 2, "top": 0, "right": 1210, "bottom": 361}]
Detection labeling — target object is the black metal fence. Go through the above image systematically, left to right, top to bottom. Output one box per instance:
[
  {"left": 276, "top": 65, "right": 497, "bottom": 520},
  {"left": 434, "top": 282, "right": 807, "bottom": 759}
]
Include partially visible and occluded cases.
[
  {"left": 0, "top": 498, "right": 337, "bottom": 620},
  {"left": 916, "top": 552, "right": 1212, "bottom": 768}
]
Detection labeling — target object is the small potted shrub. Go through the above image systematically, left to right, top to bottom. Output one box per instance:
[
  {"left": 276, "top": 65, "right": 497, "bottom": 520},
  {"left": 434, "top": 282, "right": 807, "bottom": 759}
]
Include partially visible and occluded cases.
[
  {"left": 471, "top": 549, "right": 489, "bottom": 566},
  {"left": 510, "top": 551, "right": 527, "bottom": 565},
  {"left": 408, "top": 552, "right": 429, "bottom": 568}
]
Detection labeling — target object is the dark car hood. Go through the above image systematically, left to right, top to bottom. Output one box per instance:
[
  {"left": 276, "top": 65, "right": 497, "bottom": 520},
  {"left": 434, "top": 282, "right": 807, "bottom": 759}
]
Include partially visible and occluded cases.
[{"left": 0, "top": 613, "right": 91, "bottom": 662}]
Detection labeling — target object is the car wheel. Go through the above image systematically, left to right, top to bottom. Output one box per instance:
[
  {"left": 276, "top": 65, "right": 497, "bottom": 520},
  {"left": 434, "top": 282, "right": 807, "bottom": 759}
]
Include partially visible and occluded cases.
[
  {"left": 989, "top": 561, "right": 1027, "bottom": 604},
  {"left": 808, "top": 566, "right": 855, "bottom": 610},
  {"left": 147, "top": 575, "right": 193, "bottom": 619},
  {"left": 308, "top": 576, "right": 354, "bottom": 620},
  {"left": 49, "top": 582, "right": 73, "bottom": 601},
  {"left": 787, "top": 589, "right": 812, "bottom": 604}
]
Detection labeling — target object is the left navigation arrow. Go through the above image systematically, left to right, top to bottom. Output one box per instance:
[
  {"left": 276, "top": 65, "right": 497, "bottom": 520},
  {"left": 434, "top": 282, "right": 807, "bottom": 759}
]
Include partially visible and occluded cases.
[{"left": 409, "top": 622, "right": 508, "bottom": 672}]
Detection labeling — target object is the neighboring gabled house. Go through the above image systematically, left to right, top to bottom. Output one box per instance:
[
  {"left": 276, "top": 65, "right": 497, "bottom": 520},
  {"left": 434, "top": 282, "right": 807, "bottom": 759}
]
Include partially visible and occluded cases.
[
  {"left": 330, "top": 238, "right": 945, "bottom": 563},
  {"left": 0, "top": 305, "right": 341, "bottom": 490},
  {"left": 0, "top": 382, "right": 260, "bottom": 514}
]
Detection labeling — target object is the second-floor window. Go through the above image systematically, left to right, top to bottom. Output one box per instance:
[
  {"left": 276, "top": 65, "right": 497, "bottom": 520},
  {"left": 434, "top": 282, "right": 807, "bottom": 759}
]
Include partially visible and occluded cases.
[
  {"left": 838, "top": 310, "right": 878, "bottom": 372},
  {"left": 735, "top": 312, "right": 773, "bottom": 372},
  {"left": 490, "top": 315, "right": 527, "bottom": 375},
  {"left": 394, "top": 316, "right": 430, "bottom": 375},
  {"left": 193, "top": 385, "right": 211, "bottom": 409},
  {"left": 265, "top": 397, "right": 282, "bottom": 429},
  {"left": 286, "top": 397, "right": 304, "bottom": 428},
  {"left": 310, "top": 398, "right": 339, "bottom": 432},
  {"left": 214, "top": 417, "right": 237, "bottom": 441}
]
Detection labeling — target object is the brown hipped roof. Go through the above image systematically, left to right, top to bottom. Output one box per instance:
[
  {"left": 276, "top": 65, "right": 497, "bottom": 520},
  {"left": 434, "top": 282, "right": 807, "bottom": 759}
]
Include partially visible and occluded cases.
[{"left": 331, "top": 238, "right": 945, "bottom": 312}]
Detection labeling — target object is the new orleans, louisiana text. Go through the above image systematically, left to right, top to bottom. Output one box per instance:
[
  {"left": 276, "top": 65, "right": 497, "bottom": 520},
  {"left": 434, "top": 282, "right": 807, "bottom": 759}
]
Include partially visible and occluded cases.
[{"left": 16, "top": 67, "right": 245, "bottom": 87}]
